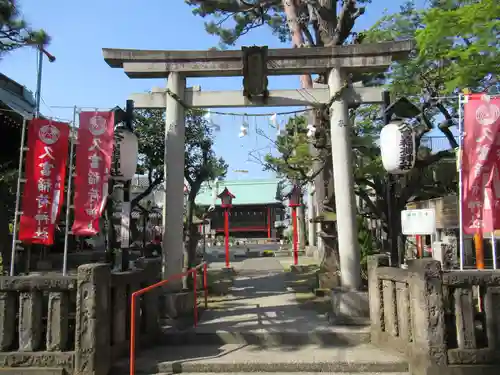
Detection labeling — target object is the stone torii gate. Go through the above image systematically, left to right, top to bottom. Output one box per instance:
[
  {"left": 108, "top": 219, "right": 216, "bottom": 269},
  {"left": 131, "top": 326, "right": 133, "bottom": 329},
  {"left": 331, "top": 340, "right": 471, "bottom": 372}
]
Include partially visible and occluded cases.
[{"left": 102, "top": 40, "right": 413, "bottom": 291}]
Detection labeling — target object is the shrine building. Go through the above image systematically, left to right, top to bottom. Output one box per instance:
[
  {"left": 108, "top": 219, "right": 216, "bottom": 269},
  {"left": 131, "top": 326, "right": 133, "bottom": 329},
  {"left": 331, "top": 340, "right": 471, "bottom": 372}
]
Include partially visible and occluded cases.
[{"left": 195, "top": 179, "right": 286, "bottom": 240}]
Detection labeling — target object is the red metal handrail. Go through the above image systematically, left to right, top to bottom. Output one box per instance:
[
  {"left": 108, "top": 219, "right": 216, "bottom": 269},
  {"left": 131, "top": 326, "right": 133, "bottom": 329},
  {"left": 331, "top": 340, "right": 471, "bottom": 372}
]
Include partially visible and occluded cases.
[{"left": 129, "top": 262, "right": 208, "bottom": 375}]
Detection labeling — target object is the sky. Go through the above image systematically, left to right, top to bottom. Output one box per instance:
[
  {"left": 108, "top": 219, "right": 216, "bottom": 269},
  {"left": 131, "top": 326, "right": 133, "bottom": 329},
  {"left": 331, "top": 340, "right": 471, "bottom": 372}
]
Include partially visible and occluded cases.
[{"left": 2, "top": 0, "right": 427, "bottom": 180}]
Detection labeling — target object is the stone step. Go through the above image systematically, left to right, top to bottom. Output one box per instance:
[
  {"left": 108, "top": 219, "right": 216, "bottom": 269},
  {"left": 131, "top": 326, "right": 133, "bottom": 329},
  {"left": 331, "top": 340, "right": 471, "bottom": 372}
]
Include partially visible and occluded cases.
[
  {"left": 158, "top": 326, "right": 370, "bottom": 347},
  {"left": 112, "top": 343, "right": 409, "bottom": 374},
  {"left": 0, "top": 369, "right": 64, "bottom": 375},
  {"left": 152, "top": 373, "right": 409, "bottom": 375}
]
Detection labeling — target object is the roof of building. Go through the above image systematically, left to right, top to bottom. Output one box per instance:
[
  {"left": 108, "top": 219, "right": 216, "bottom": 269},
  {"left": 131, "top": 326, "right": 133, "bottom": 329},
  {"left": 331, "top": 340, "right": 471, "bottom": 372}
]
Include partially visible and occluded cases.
[
  {"left": 0, "top": 73, "right": 35, "bottom": 119},
  {"left": 195, "top": 178, "right": 284, "bottom": 206}
]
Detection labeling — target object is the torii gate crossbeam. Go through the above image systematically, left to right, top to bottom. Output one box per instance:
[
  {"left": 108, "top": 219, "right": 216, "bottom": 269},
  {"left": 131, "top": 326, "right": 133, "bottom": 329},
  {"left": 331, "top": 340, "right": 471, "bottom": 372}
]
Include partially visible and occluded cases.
[{"left": 102, "top": 40, "right": 414, "bottom": 294}]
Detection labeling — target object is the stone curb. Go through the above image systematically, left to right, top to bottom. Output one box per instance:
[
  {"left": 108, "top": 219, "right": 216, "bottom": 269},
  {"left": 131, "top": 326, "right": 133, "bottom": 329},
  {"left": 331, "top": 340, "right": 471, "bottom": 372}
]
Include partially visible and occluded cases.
[
  {"left": 157, "top": 329, "right": 370, "bottom": 347},
  {"left": 127, "top": 360, "right": 409, "bottom": 374}
]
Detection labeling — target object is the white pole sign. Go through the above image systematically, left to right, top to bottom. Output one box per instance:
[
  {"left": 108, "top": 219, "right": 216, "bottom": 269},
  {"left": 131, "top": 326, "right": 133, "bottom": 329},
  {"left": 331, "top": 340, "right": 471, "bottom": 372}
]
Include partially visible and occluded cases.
[{"left": 401, "top": 209, "right": 436, "bottom": 235}]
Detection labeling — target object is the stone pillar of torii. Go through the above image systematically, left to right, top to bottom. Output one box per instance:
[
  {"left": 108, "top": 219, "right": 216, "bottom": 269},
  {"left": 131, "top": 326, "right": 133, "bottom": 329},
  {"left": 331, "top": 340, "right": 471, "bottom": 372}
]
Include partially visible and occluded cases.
[{"left": 102, "top": 40, "right": 414, "bottom": 292}]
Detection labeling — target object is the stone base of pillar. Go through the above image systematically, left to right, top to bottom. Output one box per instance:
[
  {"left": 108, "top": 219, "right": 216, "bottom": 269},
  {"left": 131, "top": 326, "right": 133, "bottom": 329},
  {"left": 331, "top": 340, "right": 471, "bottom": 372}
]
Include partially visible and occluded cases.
[
  {"left": 289, "top": 264, "right": 310, "bottom": 273},
  {"left": 222, "top": 267, "right": 236, "bottom": 276},
  {"left": 210, "top": 278, "right": 233, "bottom": 295},
  {"left": 328, "top": 287, "right": 369, "bottom": 326},
  {"left": 160, "top": 291, "right": 195, "bottom": 319}
]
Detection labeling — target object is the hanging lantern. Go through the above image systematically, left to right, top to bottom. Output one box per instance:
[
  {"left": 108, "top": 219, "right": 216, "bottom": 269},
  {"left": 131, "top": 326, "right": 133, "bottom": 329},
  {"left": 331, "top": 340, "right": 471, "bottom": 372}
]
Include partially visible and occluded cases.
[
  {"left": 380, "top": 120, "right": 416, "bottom": 174},
  {"left": 111, "top": 127, "right": 139, "bottom": 181},
  {"left": 287, "top": 184, "right": 302, "bottom": 207},
  {"left": 218, "top": 187, "right": 235, "bottom": 208}
]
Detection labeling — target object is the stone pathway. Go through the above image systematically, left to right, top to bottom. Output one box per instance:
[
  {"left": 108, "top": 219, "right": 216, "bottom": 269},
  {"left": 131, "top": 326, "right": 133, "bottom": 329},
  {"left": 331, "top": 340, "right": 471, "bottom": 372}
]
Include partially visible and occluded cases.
[
  {"left": 113, "top": 257, "right": 408, "bottom": 374},
  {"left": 198, "top": 257, "right": 333, "bottom": 333}
]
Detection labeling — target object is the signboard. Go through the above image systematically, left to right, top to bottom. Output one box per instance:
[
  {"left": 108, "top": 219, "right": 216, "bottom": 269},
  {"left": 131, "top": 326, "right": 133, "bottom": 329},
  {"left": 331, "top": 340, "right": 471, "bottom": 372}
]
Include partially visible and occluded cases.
[{"left": 401, "top": 209, "right": 436, "bottom": 235}]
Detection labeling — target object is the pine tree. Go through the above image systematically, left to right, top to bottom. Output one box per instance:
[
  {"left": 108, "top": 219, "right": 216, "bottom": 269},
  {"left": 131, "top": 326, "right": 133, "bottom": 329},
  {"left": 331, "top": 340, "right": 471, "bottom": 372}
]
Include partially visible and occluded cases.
[{"left": 0, "top": 0, "right": 49, "bottom": 55}]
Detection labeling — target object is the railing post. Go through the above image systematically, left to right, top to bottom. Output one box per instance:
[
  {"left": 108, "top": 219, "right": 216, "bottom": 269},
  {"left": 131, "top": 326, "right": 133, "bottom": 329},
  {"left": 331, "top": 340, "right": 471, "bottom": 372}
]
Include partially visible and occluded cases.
[
  {"left": 367, "top": 254, "right": 389, "bottom": 346},
  {"left": 407, "top": 259, "right": 446, "bottom": 375},
  {"left": 75, "top": 263, "right": 111, "bottom": 375},
  {"left": 203, "top": 263, "right": 208, "bottom": 308},
  {"left": 193, "top": 269, "right": 198, "bottom": 327},
  {"left": 130, "top": 292, "right": 138, "bottom": 375}
]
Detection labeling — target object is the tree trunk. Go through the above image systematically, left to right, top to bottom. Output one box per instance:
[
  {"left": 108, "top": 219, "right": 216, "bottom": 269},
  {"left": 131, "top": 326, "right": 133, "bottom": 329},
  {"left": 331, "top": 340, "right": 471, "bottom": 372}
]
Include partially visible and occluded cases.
[
  {"left": 282, "top": 0, "right": 313, "bottom": 88},
  {"left": 282, "top": 0, "right": 341, "bottom": 284},
  {"left": 318, "top": 140, "right": 341, "bottom": 288},
  {"left": 184, "top": 185, "right": 201, "bottom": 289}
]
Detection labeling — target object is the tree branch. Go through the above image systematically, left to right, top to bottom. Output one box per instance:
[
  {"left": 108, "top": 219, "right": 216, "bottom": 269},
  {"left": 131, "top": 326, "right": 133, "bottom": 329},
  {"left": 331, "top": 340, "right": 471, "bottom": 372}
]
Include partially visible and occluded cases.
[
  {"left": 187, "top": 0, "right": 280, "bottom": 13},
  {"left": 331, "top": 0, "right": 365, "bottom": 45},
  {"left": 301, "top": 23, "right": 315, "bottom": 46},
  {"left": 415, "top": 150, "right": 455, "bottom": 168},
  {"left": 130, "top": 177, "right": 163, "bottom": 208}
]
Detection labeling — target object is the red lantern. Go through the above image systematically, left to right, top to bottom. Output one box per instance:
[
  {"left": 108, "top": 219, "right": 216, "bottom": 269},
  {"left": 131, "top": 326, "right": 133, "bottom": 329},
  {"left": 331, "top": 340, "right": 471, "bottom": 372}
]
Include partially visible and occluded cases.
[
  {"left": 287, "top": 184, "right": 301, "bottom": 265},
  {"left": 287, "top": 184, "right": 302, "bottom": 207},
  {"left": 218, "top": 187, "right": 235, "bottom": 208},
  {"left": 218, "top": 187, "right": 235, "bottom": 268}
]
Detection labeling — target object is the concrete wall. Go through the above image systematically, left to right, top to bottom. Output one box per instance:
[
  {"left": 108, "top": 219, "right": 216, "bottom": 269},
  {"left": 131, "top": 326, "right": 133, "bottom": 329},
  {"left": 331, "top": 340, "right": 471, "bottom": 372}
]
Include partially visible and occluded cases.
[
  {"left": 368, "top": 254, "right": 500, "bottom": 375},
  {"left": 0, "top": 258, "right": 161, "bottom": 375}
]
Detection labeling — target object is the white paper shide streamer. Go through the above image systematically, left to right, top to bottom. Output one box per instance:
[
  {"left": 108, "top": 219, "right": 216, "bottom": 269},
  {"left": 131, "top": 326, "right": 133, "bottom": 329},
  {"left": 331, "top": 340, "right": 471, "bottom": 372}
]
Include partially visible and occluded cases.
[
  {"left": 380, "top": 120, "right": 416, "bottom": 174},
  {"left": 306, "top": 124, "right": 316, "bottom": 138}
]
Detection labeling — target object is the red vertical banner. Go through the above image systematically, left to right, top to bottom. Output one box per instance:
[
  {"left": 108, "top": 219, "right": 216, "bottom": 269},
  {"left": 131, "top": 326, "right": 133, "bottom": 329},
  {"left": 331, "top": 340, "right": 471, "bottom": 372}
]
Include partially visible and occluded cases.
[
  {"left": 462, "top": 94, "right": 500, "bottom": 234},
  {"left": 72, "top": 112, "right": 114, "bottom": 236},
  {"left": 19, "top": 119, "right": 70, "bottom": 245}
]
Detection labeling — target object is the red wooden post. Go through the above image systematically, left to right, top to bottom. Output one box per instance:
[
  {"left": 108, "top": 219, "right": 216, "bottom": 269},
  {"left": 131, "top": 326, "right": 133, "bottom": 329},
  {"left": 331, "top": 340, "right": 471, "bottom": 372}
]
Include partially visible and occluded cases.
[
  {"left": 218, "top": 187, "right": 235, "bottom": 269},
  {"left": 267, "top": 206, "right": 271, "bottom": 239},
  {"left": 292, "top": 207, "right": 298, "bottom": 265},
  {"left": 224, "top": 208, "right": 230, "bottom": 268},
  {"left": 416, "top": 235, "right": 422, "bottom": 258},
  {"left": 203, "top": 263, "right": 208, "bottom": 308},
  {"left": 193, "top": 269, "right": 198, "bottom": 326}
]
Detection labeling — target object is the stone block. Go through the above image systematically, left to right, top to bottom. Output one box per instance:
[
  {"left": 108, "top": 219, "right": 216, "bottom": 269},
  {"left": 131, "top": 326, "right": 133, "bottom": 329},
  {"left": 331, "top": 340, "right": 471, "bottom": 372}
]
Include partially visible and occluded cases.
[
  {"left": 74, "top": 263, "right": 111, "bottom": 375},
  {"left": 289, "top": 265, "right": 311, "bottom": 273},
  {"left": 221, "top": 267, "right": 236, "bottom": 276},
  {"left": 318, "top": 271, "right": 340, "bottom": 289},
  {"left": 210, "top": 279, "right": 232, "bottom": 295},
  {"left": 329, "top": 287, "right": 369, "bottom": 325},
  {"left": 18, "top": 291, "right": 43, "bottom": 351},
  {"left": 161, "top": 291, "right": 195, "bottom": 319},
  {"left": 0, "top": 292, "right": 16, "bottom": 351},
  {"left": 46, "top": 292, "right": 69, "bottom": 351}
]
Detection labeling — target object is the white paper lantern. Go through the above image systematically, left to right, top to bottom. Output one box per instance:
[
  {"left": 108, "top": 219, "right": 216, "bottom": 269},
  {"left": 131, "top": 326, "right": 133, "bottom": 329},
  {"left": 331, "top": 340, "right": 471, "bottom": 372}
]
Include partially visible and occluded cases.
[
  {"left": 380, "top": 120, "right": 416, "bottom": 174},
  {"left": 112, "top": 128, "right": 139, "bottom": 181}
]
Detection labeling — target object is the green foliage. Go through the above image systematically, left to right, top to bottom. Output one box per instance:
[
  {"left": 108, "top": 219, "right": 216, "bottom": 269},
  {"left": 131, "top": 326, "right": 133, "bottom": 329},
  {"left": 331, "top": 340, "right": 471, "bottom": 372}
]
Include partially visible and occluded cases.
[
  {"left": 0, "top": 0, "right": 49, "bottom": 54},
  {"left": 186, "top": 0, "right": 372, "bottom": 48},
  {"left": 186, "top": 0, "right": 290, "bottom": 49},
  {"left": 366, "top": 0, "right": 499, "bottom": 95},
  {"left": 415, "top": 0, "right": 499, "bottom": 93},
  {"left": 133, "top": 108, "right": 228, "bottom": 271},
  {"left": 132, "top": 109, "right": 228, "bottom": 207},
  {"left": 184, "top": 110, "right": 228, "bottom": 188},
  {"left": 263, "top": 115, "right": 314, "bottom": 183}
]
